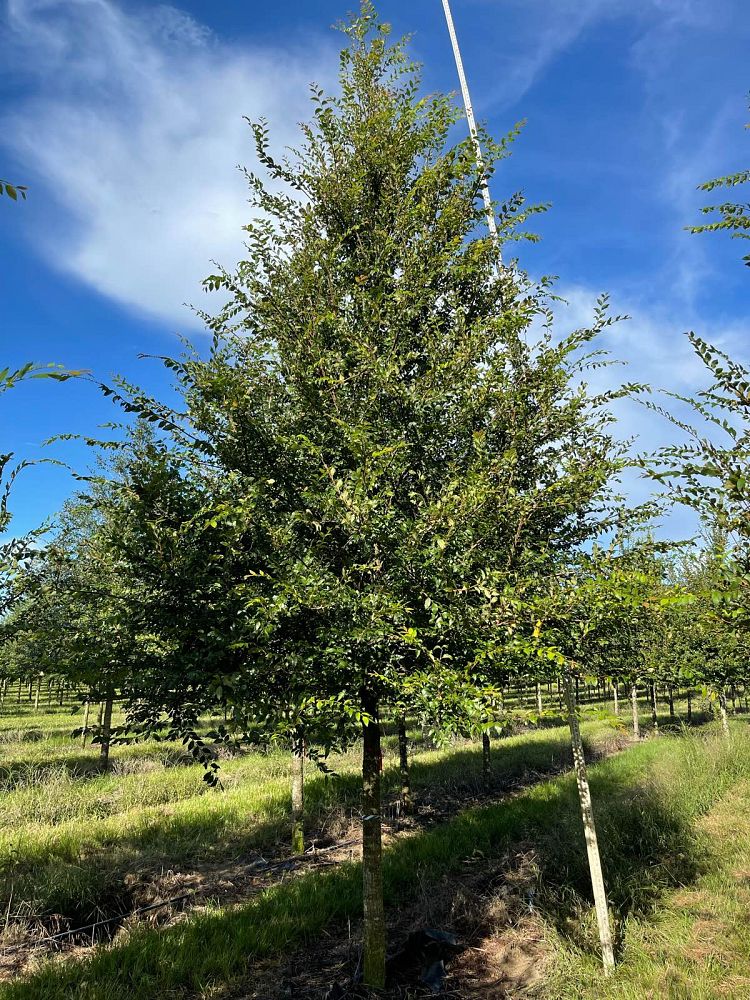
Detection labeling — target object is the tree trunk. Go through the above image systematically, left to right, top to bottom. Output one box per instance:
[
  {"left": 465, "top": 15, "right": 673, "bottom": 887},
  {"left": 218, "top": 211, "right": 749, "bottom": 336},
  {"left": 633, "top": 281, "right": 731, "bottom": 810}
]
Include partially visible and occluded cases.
[
  {"left": 563, "top": 672, "right": 615, "bottom": 975},
  {"left": 575, "top": 676, "right": 580, "bottom": 706},
  {"left": 33, "top": 678, "right": 41, "bottom": 712},
  {"left": 612, "top": 681, "right": 619, "bottom": 716},
  {"left": 535, "top": 682, "right": 543, "bottom": 715},
  {"left": 631, "top": 683, "right": 640, "bottom": 740},
  {"left": 650, "top": 683, "right": 658, "bottom": 733},
  {"left": 668, "top": 684, "right": 675, "bottom": 720},
  {"left": 730, "top": 684, "right": 737, "bottom": 715},
  {"left": 687, "top": 688, "right": 692, "bottom": 723},
  {"left": 718, "top": 690, "right": 730, "bottom": 741},
  {"left": 99, "top": 693, "right": 114, "bottom": 770},
  {"left": 361, "top": 697, "right": 386, "bottom": 988},
  {"left": 81, "top": 699, "right": 91, "bottom": 748},
  {"left": 397, "top": 716, "right": 411, "bottom": 814},
  {"left": 291, "top": 729, "right": 305, "bottom": 855},
  {"left": 482, "top": 731, "right": 491, "bottom": 786}
]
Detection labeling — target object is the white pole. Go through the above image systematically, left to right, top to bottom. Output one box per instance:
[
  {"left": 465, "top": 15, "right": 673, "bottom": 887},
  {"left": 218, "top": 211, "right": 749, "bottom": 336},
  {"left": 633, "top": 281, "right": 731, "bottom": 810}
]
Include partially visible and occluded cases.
[{"left": 441, "top": 0, "right": 501, "bottom": 261}]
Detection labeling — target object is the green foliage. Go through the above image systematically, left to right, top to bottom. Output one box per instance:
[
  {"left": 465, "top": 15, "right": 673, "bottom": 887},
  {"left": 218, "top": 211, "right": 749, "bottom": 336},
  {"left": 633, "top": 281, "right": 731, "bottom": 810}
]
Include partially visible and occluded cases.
[
  {"left": 688, "top": 101, "right": 749, "bottom": 269},
  {"left": 0, "top": 180, "right": 27, "bottom": 201}
]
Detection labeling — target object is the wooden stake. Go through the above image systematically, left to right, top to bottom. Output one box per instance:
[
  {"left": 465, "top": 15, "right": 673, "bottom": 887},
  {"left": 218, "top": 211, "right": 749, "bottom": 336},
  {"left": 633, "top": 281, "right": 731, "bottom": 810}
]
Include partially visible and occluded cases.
[{"left": 564, "top": 672, "right": 615, "bottom": 975}]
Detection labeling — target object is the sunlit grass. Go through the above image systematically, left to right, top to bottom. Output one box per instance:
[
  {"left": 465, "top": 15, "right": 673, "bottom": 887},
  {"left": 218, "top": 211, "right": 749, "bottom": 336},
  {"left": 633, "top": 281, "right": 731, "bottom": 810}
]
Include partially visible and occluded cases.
[{"left": 4, "top": 724, "right": 748, "bottom": 1000}]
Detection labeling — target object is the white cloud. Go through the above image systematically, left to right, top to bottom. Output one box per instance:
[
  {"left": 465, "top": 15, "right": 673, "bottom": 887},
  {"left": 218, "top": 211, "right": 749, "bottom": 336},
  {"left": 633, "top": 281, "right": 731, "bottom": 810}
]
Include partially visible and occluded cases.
[
  {"left": 1, "top": 0, "right": 336, "bottom": 328},
  {"left": 470, "top": 0, "right": 723, "bottom": 113},
  {"left": 549, "top": 282, "right": 749, "bottom": 538}
]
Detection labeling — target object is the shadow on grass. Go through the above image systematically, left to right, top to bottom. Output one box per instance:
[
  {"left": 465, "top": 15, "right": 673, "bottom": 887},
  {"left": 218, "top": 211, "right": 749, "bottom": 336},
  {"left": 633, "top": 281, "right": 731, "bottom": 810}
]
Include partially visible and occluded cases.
[
  {"left": 0, "top": 724, "right": 617, "bottom": 923},
  {"left": 6, "top": 730, "right": 744, "bottom": 1000}
]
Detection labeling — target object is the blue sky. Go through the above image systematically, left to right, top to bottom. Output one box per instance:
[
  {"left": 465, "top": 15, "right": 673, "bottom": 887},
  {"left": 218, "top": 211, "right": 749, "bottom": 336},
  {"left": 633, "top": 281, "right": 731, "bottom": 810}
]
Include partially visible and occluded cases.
[{"left": 1, "top": 0, "right": 748, "bottom": 541}]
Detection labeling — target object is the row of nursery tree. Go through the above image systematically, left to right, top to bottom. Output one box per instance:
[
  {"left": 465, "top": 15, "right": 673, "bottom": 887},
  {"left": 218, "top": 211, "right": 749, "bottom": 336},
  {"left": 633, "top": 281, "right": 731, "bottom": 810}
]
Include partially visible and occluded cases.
[{"left": 1, "top": 3, "right": 748, "bottom": 986}]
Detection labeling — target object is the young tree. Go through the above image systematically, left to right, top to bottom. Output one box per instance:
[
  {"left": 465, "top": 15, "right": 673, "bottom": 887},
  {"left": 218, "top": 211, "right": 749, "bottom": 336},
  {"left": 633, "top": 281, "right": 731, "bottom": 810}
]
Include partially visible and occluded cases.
[{"left": 87, "top": 4, "right": 638, "bottom": 983}]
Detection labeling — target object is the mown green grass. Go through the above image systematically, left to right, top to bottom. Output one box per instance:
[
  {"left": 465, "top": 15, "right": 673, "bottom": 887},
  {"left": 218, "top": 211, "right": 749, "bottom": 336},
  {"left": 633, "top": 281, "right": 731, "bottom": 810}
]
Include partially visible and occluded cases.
[
  {"left": 0, "top": 702, "right": 616, "bottom": 921},
  {"left": 4, "top": 722, "right": 747, "bottom": 1000},
  {"left": 547, "top": 739, "right": 750, "bottom": 999}
]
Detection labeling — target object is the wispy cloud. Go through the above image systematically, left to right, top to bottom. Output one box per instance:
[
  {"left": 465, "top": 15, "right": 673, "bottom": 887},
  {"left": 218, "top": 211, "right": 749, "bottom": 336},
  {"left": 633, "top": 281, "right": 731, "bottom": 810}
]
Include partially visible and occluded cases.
[
  {"left": 1, "top": 0, "right": 335, "bottom": 328},
  {"left": 550, "top": 280, "right": 749, "bottom": 537}
]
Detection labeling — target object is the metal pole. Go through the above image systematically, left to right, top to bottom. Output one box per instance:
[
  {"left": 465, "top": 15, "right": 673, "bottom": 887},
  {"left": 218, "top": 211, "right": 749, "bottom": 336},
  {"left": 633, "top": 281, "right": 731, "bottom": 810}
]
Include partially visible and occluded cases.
[{"left": 441, "top": 0, "right": 501, "bottom": 260}]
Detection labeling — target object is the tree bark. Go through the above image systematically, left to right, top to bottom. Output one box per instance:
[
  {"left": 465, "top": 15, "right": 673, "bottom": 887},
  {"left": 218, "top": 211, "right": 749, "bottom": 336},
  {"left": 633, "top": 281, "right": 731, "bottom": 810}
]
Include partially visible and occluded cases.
[
  {"left": 563, "top": 672, "right": 615, "bottom": 975},
  {"left": 33, "top": 678, "right": 40, "bottom": 712},
  {"left": 612, "top": 681, "right": 619, "bottom": 716},
  {"left": 535, "top": 682, "right": 543, "bottom": 715},
  {"left": 650, "top": 682, "right": 658, "bottom": 734},
  {"left": 631, "top": 683, "right": 640, "bottom": 740},
  {"left": 668, "top": 684, "right": 675, "bottom": 720},
  {"left": 687, "top": 688, "right": 692, "bottom": 723},
  {"left": 718, "top": 690, "right": 730, "bottom": 741},
  {"left": 99, "top": 693, "right": 114, "bottom": 770},
  {"left": 361, "top": 696, "right": 386, "bottom": 988},
  {"left": 81, "top": 699, "right": 91, "bottom": 748},
  {"left": 397, "top": 716, "right": 411, "bottom": 814},
  {"left": 291, "top": 729, "right": 305, "bottom": 855},
  {"left": 482, "top": 731, "right": 491, "bottom": 786}
]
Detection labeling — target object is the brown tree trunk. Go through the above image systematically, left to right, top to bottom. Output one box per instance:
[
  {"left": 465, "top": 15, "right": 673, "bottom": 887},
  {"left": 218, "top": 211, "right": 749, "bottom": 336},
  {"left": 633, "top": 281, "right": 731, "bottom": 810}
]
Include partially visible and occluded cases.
[
  {"left": 563, "top": 672, "right": 615, "bottom": 975},
  {"left": 612, "top": 681, "right": 619, "bottom": 716},
  {"left": 650, "top": 682, "right": 658, "bottom": 733},
  {"left": 631, "top": 683, "right": 640, "bottom": 740},
  {"left": 668, "top": 684, "right": 675, "bottom": 720},
  {"left": 99, "top": 693, "right": 114, "bottom": 770},
  {"left": 362, "top": 696, "right": 386, "bottom": 988},
  {"left": 397, "top": 716, "right": 411, "bottom": 814},
  {"left": 291, "top": 729, "right": 305, "bottom": 855},
  {"left": 482, "top": 731, "right": 491, "bottom": 786}
]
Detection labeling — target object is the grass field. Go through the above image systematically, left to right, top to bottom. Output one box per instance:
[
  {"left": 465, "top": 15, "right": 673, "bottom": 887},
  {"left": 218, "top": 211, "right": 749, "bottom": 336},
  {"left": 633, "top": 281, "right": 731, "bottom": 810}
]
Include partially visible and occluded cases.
[{"left": 0, "top": 695, "right": 746, "bottom": 998}]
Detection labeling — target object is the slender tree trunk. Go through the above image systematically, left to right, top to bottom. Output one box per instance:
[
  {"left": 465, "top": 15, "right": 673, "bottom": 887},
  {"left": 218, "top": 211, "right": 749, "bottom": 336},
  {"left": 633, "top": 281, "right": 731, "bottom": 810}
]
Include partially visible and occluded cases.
[
  {"left": 563, "top": 672, "right": 615, "bottom": 974},
  {"left": 575, "top": 676, "right": 580, "bottom": 706},
  {"left": 33, "top": 678, "right": 41, "bottom": 712},
  {"left": 557, "top": 678, "right": 563, "bottom": 712},
  {"left": 16, "top": 679, "right": 22, "bottom": 704},
  {"left": 27, "top": 679, "right": 33, "bottom": 702},
  {"left": 47, "top": 679, "right": 52, "bottom": 706},
  {"left": 612, "top": 681, "right": 619, "bottom": 716},
  {"left": 58, "top": 682, "right": 64, "bottom": 706},
  {"left": 535, "top": 682, "right": 543, "bottom": 715},
  {"left": 631, "top": 683, "right": 640, "bottom": 740},
  {"left": 650, "top": 683, "right": 658, "bottom": 733},
  {"left": 668, "top": 684, "right": 675, "bottom": 720},
  {"left": 730, "top": 684, "right": 737, "bottom": 715},
  {"left": 687, "top": 688, "right": 693, "bottom": 723},
  {"left": 718, "top": 690, "right": 730, "bottom": 741},
  {"left": 99, "top": 693, "right": 114, "bottom": 770},
  {"left": 361, "top": 696, "right": 386, "bottom": 988},
  {"left": 81, "top": 699, "right": 91, "bottom": 748},
  {"left": 397, "top": 716, "right": 411, "bottom": 814},
  {"left": 291, "top": 729, "right": 305, "bottom": 855},
  {"left": 482, "top": 731, "right": 491, "bottom": 786}
]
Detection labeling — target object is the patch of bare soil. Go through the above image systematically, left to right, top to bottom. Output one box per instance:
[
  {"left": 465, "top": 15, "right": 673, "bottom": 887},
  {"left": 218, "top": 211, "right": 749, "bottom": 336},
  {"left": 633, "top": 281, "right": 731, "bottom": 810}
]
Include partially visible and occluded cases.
[
  {"left": 0, "top": 729, "right": 629, "bottom": 985},
  {"left": 228, "top": 849, "right": 549, "bottom": 999}
]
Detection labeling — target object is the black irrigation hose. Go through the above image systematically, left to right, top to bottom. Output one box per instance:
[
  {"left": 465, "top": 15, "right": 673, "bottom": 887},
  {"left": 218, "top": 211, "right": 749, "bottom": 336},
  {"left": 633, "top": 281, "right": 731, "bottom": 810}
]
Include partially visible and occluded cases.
[
  {"left": 0, "top": 839, "right": 361, "bottom": 958},
  {"left": 0, "top": 893, "right": 195, "bottom": 956}
]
